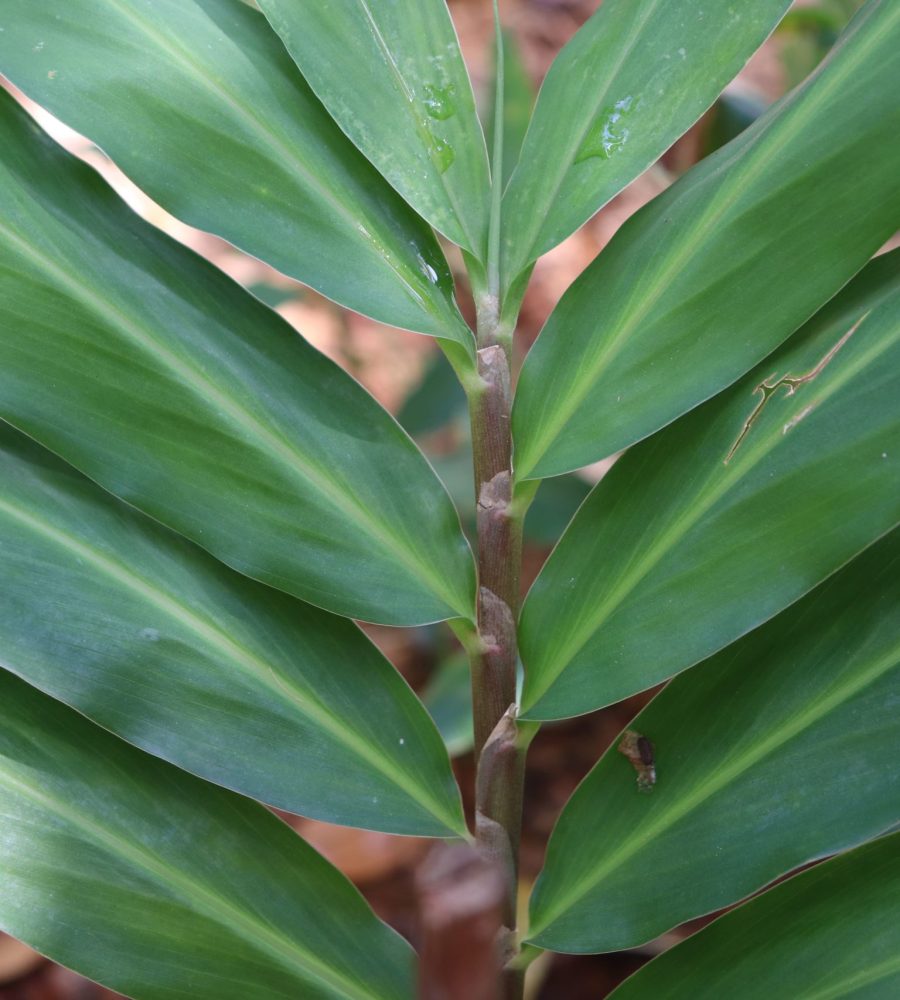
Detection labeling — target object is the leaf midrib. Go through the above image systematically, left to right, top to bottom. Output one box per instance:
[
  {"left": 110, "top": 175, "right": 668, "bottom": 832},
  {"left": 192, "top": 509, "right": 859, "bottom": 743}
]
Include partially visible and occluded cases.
[
  {"left": 517, "top": 1, "right": 894, "bottom": 481},
  {"left": 0, "top": 217, "right": 469, "bottom": 621},
  {"left": 523, "top": 312, "right": 899, "bottom": 711},
  {"left": 0, "top": 494, "right": 463, "bottom": 836},
  {"left": 529, "top": 639, "right": 900, "bottom": 938},
  {"left": 0, "top": 767, "right": 381, "bottom": 1000},
  {"left": 804, "top": 952, "right": 900, "bottom": 1000}
]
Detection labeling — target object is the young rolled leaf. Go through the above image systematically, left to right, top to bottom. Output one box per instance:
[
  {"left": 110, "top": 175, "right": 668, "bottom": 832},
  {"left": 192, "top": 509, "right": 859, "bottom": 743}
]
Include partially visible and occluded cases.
[
  {"left": 0, "top": 0, "right": 473, "bottom": 349},
  {"left": 257, "top": 0, "right": 491, "bottom": 257},
  {"left": 501, "top": 0, "right": 792, "bottom": 287},
  {"left": 513, "top": 0, "right": 900, "bottom": 481},
  {"left": 482, "top": 28, "right": 535, "bottom": 193},
  {"left": 0, "top": 91, "right": 475, "bottom": 627},
  {"left": 519, "top": 251, "right": 900, "bottom": 720},
  {"left": 0, "top": 424, "right": 466, "bottom": 838},
  {"left": 527, "top": 531, "right": 900, "bottom": 952},
  {"left": 0, "top": 670, "right": 415, "bottom": 1000},
  {"left": 608, "top": 834, "right": 900, "bottom": 999}
]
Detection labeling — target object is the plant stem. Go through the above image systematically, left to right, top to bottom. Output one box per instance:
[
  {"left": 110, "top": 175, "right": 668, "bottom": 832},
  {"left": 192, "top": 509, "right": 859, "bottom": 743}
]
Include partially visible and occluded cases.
[
  {"left": 459, "top": 8, "right": 534, "bottom": 996},
  {"left": 466, "top": 308, "right": 530, "bottom": 999},
  {"left": 469, "top": 342, "right": 518, "bottom": 755}
]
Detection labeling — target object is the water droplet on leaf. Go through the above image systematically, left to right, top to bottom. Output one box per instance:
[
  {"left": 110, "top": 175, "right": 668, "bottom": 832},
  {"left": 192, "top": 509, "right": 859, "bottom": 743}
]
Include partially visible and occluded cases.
[
  {"left": 422, "top": 83, "right": 457, "bottom": 121},
  {"left": 575, "top": 96, "right": 635, "bottom": 164},
  {"left": 428, "top": 135, "right": 455, "bottom": 173},
  {"left": 416, "top": 254, "right": 440, "bottom": 284}
]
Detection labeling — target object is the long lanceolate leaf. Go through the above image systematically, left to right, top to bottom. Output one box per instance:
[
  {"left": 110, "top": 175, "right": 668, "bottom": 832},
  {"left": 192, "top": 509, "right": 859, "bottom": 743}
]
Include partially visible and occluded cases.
[
  {"left": 0, "top": 0, "right": 473, "bottom": 354},
  {"left": 258, "top": 0, "right": 491, "bottom": 258},
  {"left": 501, "top": 0, "right": 792, "bottom": 289},
  {"left": 513, "top": 0, "right": 900, "bottom": 481},
  {"left": 0, "top": 92, "right": 475, "bottom": 627},
  {"left": 519, "top": 251, "right": 900, "bottom": 720},
  {"left": 0, "top": 425, "right": 466, "bottom": 838},
  {"left": 527, "top": 531, "right": 900, "bottom": 952},
  {"left": 0, "top": 671, "right": 415, "bottom": 1000},
  {"left": 609, "top": 834, "right": 900, "bottom": 999}
]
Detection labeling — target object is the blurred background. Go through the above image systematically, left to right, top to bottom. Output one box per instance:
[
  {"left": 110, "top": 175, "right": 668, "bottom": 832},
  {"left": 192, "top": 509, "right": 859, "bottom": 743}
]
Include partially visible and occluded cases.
[{"left": 0, "top": 0, "right": 875, "bottom": 996}]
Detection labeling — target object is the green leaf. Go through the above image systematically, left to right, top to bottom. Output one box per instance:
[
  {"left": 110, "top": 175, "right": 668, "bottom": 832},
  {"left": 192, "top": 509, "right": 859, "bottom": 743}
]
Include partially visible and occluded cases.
[
  {"left": 0, "top": 0, "right": 473, "bottom": 350},
  {"left": 257, "top": 0, "right": 491, "bottom": 258},
  {"left": 500, "top": 0, "right": 793, "bottom": 288},
  {"left": 513, "top": 0, "right": 900, "bottom": 481},
  {"left": 483, "top": 28, "right": 535, "bottom": 192},
  {"left": 702, "top": 90, "right": 767, "bottom": 156},
  {"left": 0, "top": 91, "right": 475, "bottom": 627},
  {"left": 519, "top": 251, "right": 900, "bottom": 720},
  {"left": 397, "top": 350, "right": 467, "bottom": 437},
  {"left": 0, "top": 424, "right": 466, "bottom": 838},
  {"left": 523, "top": 474, "right": 591, "bottom": 546},
  {"left": 527, "top": 531, "right": 900, "bottom": 951},
  {"left": 422, "top": 652, "right": 474, "bottom": 758},
  {"left": 0, "top": 670, "right": 415, "bottom": 1000},
  {"left": 608, "top": 833, "right": 900, "bottom": 998}
]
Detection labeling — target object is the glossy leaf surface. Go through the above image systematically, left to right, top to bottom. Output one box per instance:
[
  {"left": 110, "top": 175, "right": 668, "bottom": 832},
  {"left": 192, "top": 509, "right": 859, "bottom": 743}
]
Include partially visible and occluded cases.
[
  {"left": 0, "top": 0, "right": 473, "bottom": 348},
  {"left": 258, "top": 0, "right": 490, "bottom": 256},
  {"left": 501, "top": 0, "right": 791, "bottom": 285},
  {"left": 513, "top": 0, "right": 900, "bottom": 480},
  {"left": 0, "top": 92, "right": 475, "bottom": 626},
  {"left": 520, "top": 252, "right": 900, "bottom": 719},
  {"left": 0, "top": 425, "right": 466, "bottom": 837},
  {"left": 528, "top": 532, "right": 900, "bottom": 951},
  {"left": 0, "top": 670, "right": 414, "bottom": 1000},
  {"left": 609, "top": 834, "right": 900, "bottom": 998}
]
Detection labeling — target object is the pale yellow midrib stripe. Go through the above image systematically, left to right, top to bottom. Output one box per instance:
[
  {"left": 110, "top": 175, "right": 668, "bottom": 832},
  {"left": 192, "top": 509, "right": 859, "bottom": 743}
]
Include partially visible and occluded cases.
[
  {"left": 520, "top": 1, "right": 894, "bottom": 479},
  {"left": 0, "top": 217, "right": 465, "bottom": 618},
  {"left": 526, "top": 312, "right": 899, "bottom": 709},
  {"left": 0, "top": 494, "right": 460, "bottom": 834},
  {"left": 530, "top": 639, "right": 900, "bottom": 936},
  {"left": 0, "top": 768, "right": 379, "bottom": 1000},
  {"left": 803, "top": 952, "right": 900, "bottom": 1000}
]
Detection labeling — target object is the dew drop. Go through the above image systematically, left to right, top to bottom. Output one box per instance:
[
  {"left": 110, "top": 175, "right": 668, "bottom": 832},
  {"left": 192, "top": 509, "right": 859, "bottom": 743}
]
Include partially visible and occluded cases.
[
  {"left": 33, "top": 40, "right": 45, "bottom": 52},
  {"left": 422, "top": 82, "right": 457, "bottom": 121},
  {"left": 575, "top": 96, "right": 635, "bottom": 163},
  {"left": 428, "top": 134, "right": 455, "bottom": 173},
  {"left": 416, "top": 254, "right": 440, "bottom": 284},
  {"left": 139, "top": 627, "right": 160, "bottom": 642}
]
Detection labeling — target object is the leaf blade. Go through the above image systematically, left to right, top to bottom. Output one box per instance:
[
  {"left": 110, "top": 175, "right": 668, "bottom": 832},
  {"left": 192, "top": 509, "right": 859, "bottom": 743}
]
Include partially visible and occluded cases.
[
  {"left": 0, "top": 0, "right": 472, "bottom": 346},
  {"left": 257, "top": 0, "right": 491, "bottom": 256},
  {"left": 500, "top": 0, "right": 792, "bottom": 284},
  {"left": 513, "top": 0, "right": 900, "bottom": 480},
  {"left": 0, "top": 90, "right": 475, "bottom": 626},
  {"left": 519, "top": 251, "right": 900, "bottom": 719},
  {"left": 0, "top": 424, "right": 466, "bottom": 837},
  {"left": 527, "top": 531, "right": 900, "bottom": 952},
  {"left": 0, "top": 670, "right": 415, "bottom": 1000},
  {"left": 607, "top": 834, "right": 900, "bottom": 998}
]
